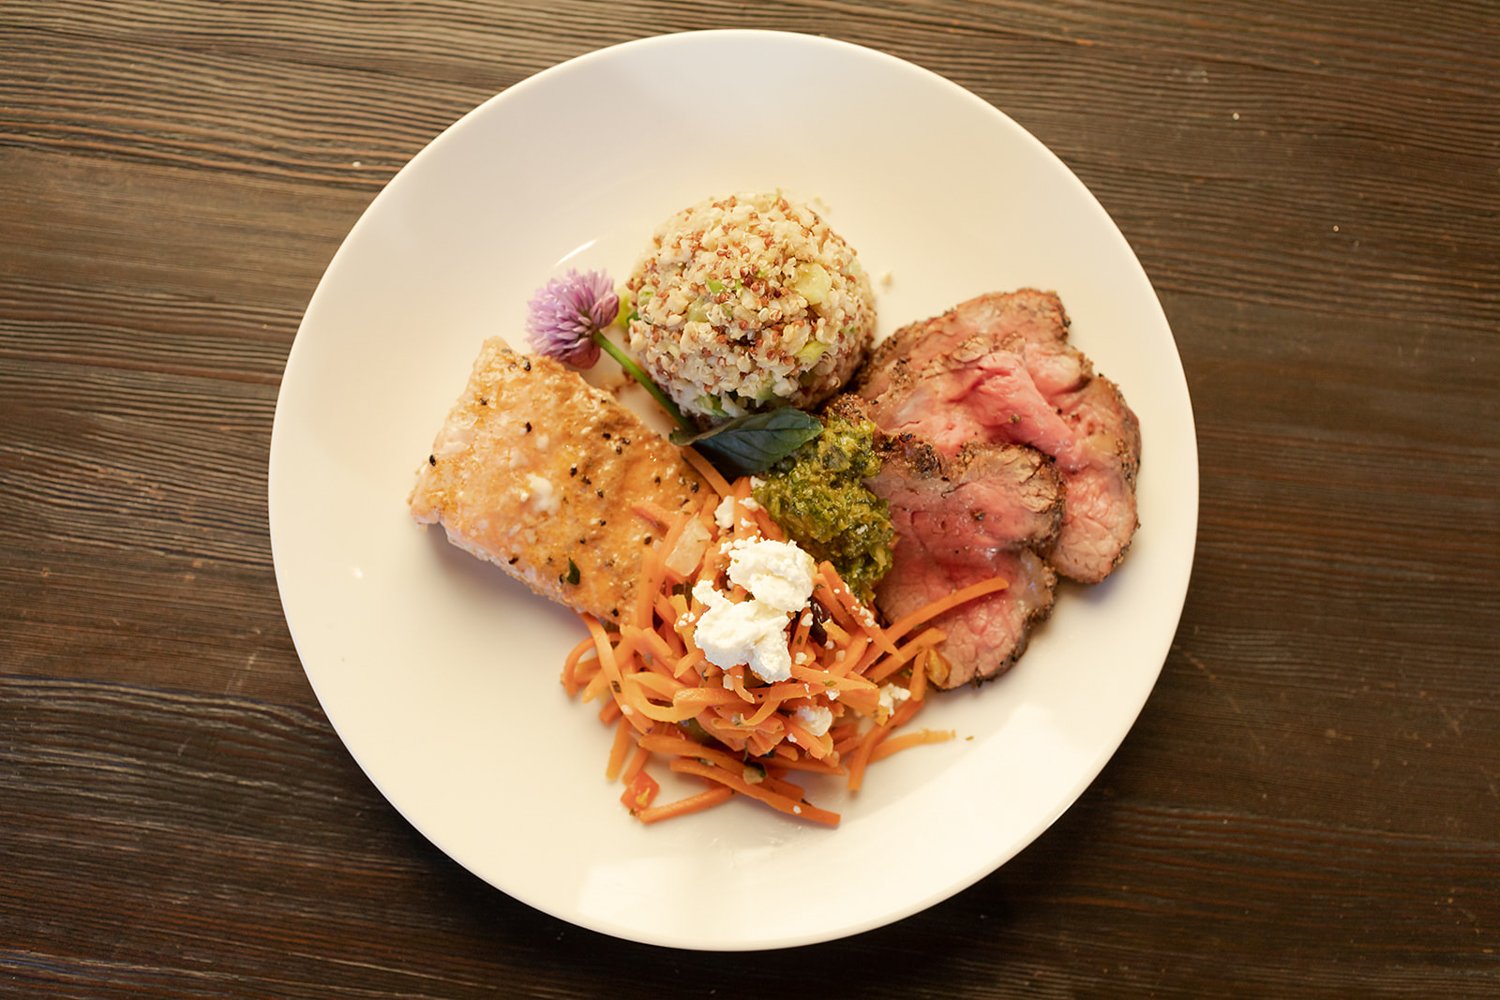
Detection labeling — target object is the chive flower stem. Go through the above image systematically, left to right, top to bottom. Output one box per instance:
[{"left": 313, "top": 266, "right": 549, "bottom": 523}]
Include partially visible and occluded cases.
[{"left": 593, "top": 331, "right": 694, "bottom": 432}]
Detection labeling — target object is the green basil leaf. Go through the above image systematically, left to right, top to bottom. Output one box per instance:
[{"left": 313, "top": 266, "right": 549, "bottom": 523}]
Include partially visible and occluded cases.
[{"left": 671, "top": 408, "right": 823, "bottom": 479}]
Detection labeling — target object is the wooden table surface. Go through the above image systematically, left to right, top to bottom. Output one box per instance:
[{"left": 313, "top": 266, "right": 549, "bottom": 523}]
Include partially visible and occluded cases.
[{"left": 4, "top": 2, "right": 1497, "bottom": 996}]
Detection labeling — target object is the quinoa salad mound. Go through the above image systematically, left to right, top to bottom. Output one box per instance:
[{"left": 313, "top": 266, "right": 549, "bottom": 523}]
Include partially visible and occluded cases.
[{"left": 625, "top": 192, "right": 877, "bottom": 422}]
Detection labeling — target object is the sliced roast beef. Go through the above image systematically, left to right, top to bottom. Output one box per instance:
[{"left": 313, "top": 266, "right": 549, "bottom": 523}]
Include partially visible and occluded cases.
[
  {"left": 861, "top": 285, "right": 1078, "bottom": 396},
  {"left": 856, "top": 289, "right": 1140, "bottom": 583},
  {"left": 859, "top": 348, "right": 1077, "bottom": 458},
  {"left": 1042, "top": 374, "right": 1141, "bottom": 581},
  {"left": 852, "top": 406, "right": 1064, "bottom": 687},
  {"left": 870, "top": 435, "right": 1064, "bottom": 566},
  {"left": 876, "top": 543, "right": 1057, "bottom": 688}
]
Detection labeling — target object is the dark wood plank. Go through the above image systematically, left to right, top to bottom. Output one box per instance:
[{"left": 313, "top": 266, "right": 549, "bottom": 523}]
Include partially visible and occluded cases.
[{"left": 4, "top": 1, "right": 1495, "bottom": 330}]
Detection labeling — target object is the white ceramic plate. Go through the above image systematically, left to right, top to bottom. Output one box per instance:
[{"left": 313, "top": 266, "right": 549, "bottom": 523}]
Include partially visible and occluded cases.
[{"left": 269, "top": 29, "right": 1197, "bottom": 951}]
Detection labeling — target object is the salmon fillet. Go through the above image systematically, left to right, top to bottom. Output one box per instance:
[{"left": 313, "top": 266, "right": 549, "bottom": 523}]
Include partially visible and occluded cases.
[{"left": 409, "top": 339, "right": 705, "bottom": 622}]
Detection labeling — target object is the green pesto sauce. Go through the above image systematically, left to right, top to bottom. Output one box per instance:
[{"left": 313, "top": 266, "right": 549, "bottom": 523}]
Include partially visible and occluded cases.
[{"left": 752, "top": 415, "right": 894, "bottom": 602}]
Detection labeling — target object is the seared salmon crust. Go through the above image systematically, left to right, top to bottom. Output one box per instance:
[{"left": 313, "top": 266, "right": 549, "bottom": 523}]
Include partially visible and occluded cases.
[{"left": 409, "top": 340, "right": 705, "bottom": 622}]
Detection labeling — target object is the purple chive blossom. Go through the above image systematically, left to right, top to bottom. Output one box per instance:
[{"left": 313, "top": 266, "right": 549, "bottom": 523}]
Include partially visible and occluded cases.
[
  {"left": 522, "top": 268, "right": 694, "bottom": 432},
  {"left": 525, "top": 269, "right": 619, "bottom": 368}
]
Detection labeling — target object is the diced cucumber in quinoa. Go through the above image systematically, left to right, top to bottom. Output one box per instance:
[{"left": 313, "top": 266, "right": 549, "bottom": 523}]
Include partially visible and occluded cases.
[
  {"left": 625, "top": 193, "right": 875, "bottom": 421},
  {"left": 792, "top": 262, "right": 832, "bottom": 305},
  {"left": 795, "top": 340, "right": 829, "bottom": 365},
  {"left": 696, "top": 394, "right": 730, "bottom": 418}
]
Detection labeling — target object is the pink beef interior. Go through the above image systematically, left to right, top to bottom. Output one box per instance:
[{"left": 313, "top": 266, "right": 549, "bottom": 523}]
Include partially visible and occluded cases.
[
  {"left": 846, "top": 289, "right": 1142, "bottom": 686},
  {"left": 859, "top": 289, "right": 1141, "bottom": 584},
  {"left": 841, "top": 393, "right": 1064, "bottom": 687},
  {"left": 875, "top": 544, "right": 1058, "bottom": 688}
]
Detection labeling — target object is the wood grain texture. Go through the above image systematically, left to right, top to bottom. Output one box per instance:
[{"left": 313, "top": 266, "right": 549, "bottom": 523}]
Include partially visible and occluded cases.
[{"left": 2, "top": 1, "right": 1497, "bottom": 997}]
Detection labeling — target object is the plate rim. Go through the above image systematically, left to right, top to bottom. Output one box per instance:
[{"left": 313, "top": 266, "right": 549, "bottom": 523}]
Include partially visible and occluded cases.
[{"left": 268, "top": 27, "right": 1199, "bottom": 951}]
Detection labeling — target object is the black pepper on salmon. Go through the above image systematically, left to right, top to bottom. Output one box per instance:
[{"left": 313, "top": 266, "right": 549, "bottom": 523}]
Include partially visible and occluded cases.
[{"left": 409, "top": 340, "right": 705, "bottom": 622}]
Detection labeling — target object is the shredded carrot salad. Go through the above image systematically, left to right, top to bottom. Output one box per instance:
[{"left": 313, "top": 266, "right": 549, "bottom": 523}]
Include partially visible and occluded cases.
[{"left": 560, "top": 467, "right": 1009, "bottom": 826}]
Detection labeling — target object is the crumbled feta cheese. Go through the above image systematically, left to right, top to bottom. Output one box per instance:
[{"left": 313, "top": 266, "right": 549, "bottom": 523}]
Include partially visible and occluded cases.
[
  {"left": 714, "top": 494, "right": 737, "bottom": 530},
  {"left": 740, "top": 496, "right": 761, "bottom": 512},
  {"left": 687, "top": 537, "right": 818, "bottom": 684},
  {"left": 725, "top": 538, "right": 816, "bottom": 613},
  {"left": 691, "top": 581, "right": 795, "bottom": 682},
  {"left": 878, "top": 683, "right": 912, "bottom": 719},
  {"left": 795, "top": 704, "right": 833, "bottom": 737}
]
